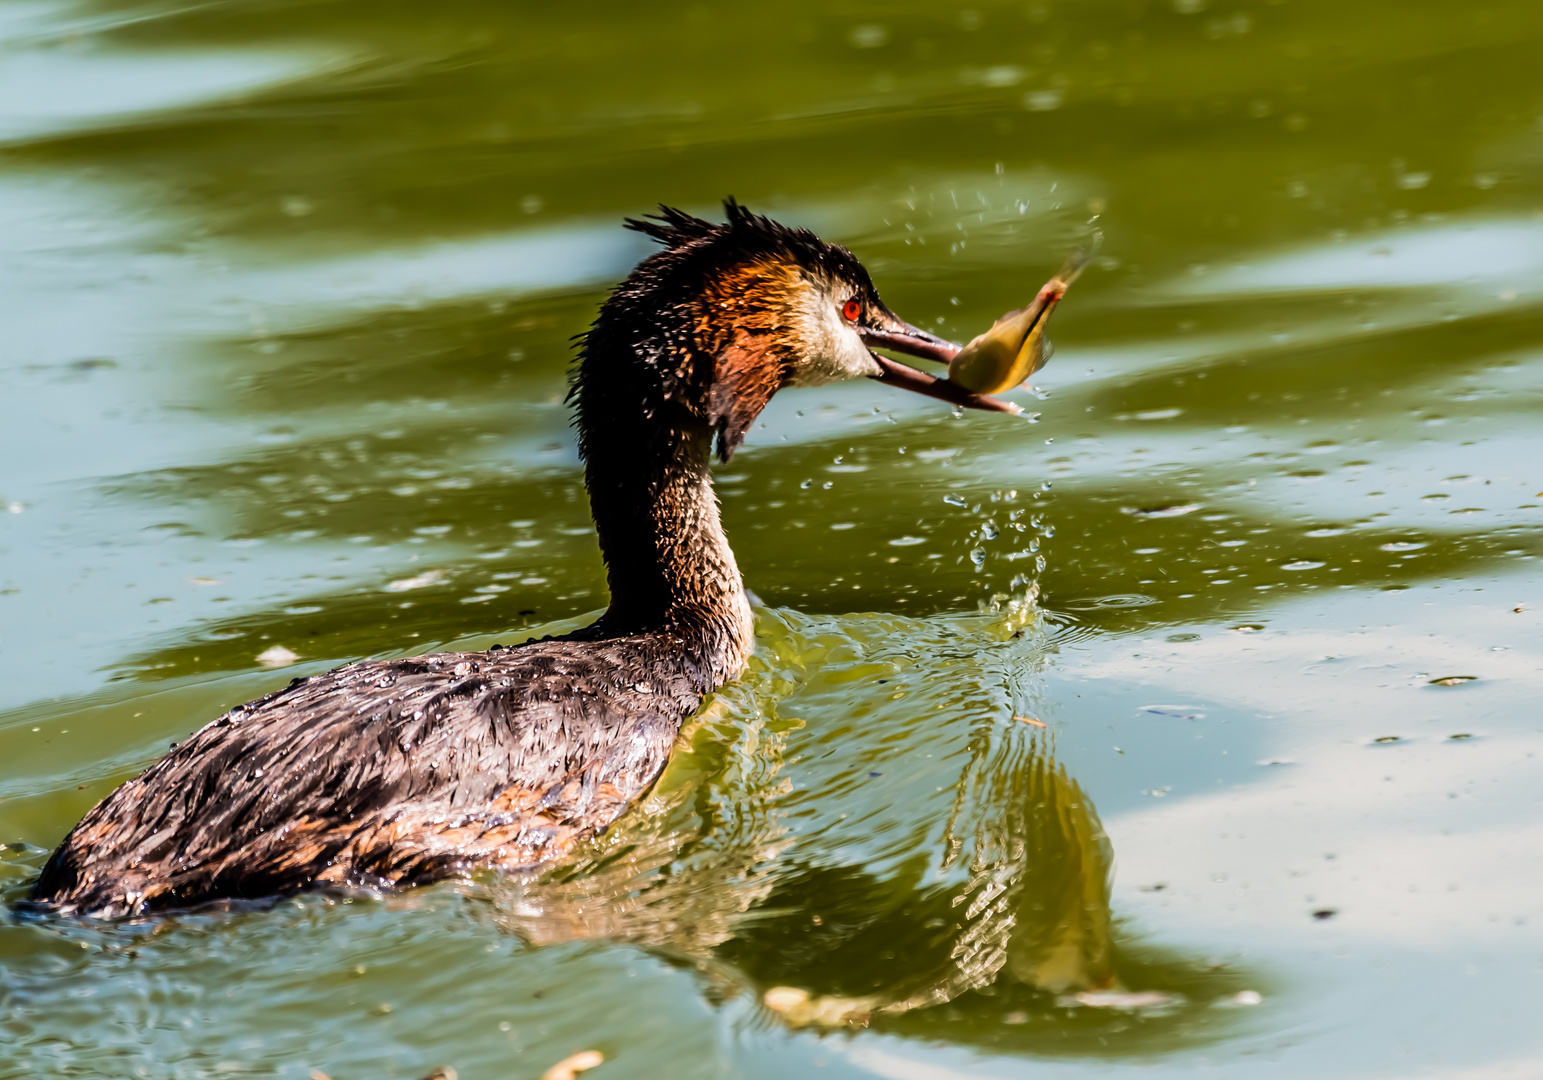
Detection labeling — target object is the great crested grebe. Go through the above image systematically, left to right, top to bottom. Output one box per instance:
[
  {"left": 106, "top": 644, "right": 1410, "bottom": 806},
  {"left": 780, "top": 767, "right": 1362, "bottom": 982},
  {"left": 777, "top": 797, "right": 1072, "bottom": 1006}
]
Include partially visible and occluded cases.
[{"left": 30, "top": 200, "right": 1015, "bottom": 918}]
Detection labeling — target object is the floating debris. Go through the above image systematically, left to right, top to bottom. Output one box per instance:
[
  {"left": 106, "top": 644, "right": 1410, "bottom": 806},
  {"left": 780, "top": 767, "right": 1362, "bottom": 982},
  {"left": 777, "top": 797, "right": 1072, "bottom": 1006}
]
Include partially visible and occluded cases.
[
  {"left": 1116, "top": 407, "right": 1185, "bottom": 422},
  {"left": 1121, "top": 503, "right": 1200, "bottom": 519},
  {"left": 386, "top": 569, "right": 446, "bottom": 592},
  {"left": 1231, "top": 623, "right": 1265, "bottom": 633},
  {"left": 256, "top": 646, "right": 300, "bottom": 668},
  {"left": 1428, "top": 675, "right": 1478, "bottom": 687},
  {"left": 1141, "top": 705, "right": 1206, "bottom": 720},
  {"left": 1015, "top": 715, "right": 1047, "bottom": 727},
  {"left": 1448, "top": 733, "right": 1474, "bottom": 741},
  {"left": 1371, "top": 735, "right": 1400, "bottom": 744},
  {"left": 1312, "top": 908, "right": 1338, "bottom": 920},
  {"left": 762, "top": 986, "right": 876, "bottom": 1027},
  {"left": 763, "top": 986, "right": 808, "bottom": 1011},
  {"left": 1060, "top": 989, "right": 1175, "bottom": 1010},
  {"left": 541, "top": 1051, "right": 603, "bottom": 1080},
  {"left": 418, "top": 1069, "right": 457, "bottom": 1080}
]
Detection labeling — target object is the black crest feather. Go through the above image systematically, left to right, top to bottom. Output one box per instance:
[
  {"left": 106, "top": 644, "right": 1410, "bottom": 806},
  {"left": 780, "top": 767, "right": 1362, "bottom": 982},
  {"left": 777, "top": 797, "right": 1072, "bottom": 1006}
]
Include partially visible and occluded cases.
[
  {"left": 578, "top": 198, "right": 884, "bottom": 467},
  {"left": 622, "top": 198, "right": 877, "bottom": 291}
]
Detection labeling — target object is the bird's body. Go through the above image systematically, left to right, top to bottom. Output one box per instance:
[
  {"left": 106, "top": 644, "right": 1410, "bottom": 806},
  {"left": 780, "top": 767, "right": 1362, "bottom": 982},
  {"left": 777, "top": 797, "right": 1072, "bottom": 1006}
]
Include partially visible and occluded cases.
[
  {"left": 29, "top": 201, "right": 1005, "bottom": 918},
  {"left": 33, "top": 635, "right": 733, "bottom": 917}
]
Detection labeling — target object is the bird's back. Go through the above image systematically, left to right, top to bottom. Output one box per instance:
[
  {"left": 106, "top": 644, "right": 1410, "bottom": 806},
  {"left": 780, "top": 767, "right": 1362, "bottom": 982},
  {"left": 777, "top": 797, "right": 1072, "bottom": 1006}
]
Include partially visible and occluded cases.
[{"left": 30, "top": 633, "right": 708, "bottom": 918}]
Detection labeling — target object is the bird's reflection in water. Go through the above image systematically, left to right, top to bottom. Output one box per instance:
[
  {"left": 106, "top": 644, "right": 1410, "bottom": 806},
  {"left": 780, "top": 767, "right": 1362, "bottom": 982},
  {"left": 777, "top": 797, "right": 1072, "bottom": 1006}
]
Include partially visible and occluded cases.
[{"left": 477, "top": 607, "right": 1258, "bottom": 1054}]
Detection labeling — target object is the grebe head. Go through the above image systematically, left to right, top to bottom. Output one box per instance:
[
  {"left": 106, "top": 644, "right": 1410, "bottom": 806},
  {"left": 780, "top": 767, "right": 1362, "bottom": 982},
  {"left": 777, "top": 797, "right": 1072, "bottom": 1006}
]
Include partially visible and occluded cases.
[{"left": 600, "top": 199, "right": 1010, "bottom": 463}]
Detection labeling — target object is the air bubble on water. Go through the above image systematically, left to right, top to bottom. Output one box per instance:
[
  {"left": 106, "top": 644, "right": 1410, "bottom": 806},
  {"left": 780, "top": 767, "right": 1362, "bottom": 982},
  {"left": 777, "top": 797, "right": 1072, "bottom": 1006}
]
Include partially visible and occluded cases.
[
  {"left": 800, "top": 479, "right": 812, "bottom": 489},
  {"left": 970, "top": 547, "right": 986, "bottom": 570}
]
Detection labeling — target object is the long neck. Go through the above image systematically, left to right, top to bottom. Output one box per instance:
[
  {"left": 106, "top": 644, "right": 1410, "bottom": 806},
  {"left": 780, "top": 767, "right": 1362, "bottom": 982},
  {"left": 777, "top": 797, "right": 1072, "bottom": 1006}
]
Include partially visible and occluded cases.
[{"left": 572, "top": 341, "right": 754, "bottom": 686}]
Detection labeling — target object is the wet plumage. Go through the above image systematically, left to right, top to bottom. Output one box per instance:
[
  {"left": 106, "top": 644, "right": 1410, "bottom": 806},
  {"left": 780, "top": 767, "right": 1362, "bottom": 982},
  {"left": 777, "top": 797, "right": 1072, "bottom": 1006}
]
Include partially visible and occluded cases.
[{"left": 29, "top": 200, "right": 997, "bottom": 918}]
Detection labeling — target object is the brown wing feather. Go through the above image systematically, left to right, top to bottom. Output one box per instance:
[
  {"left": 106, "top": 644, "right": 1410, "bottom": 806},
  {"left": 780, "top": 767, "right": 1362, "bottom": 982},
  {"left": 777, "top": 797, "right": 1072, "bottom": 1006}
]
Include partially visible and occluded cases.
[{"left": 30, "top": 634, "right": 701, "bottom": 917}]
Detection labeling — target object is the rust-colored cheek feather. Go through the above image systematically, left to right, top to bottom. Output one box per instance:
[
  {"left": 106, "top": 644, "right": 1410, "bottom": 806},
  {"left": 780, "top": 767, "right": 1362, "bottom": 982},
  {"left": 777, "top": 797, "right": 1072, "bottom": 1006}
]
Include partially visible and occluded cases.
[{"left": 695, "top": 259, "right": 801, "bottom": 462}]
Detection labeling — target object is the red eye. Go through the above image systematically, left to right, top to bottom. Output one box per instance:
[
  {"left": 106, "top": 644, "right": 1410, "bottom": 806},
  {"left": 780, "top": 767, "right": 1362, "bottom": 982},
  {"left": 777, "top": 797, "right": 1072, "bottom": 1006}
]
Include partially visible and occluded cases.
[{"left": 842, "top": 298, "right": 862, "bottom": 322}]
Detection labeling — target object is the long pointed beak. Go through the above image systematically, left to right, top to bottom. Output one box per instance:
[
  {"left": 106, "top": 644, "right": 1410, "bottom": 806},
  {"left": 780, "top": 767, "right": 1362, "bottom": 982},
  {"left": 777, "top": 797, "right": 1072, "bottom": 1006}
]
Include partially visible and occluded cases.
[
  {"left": 858, "top": 317, "right": 1022, "bottom": 415},
  {"left": 857, "top": 321, "right": 959, "bottom": 365}
]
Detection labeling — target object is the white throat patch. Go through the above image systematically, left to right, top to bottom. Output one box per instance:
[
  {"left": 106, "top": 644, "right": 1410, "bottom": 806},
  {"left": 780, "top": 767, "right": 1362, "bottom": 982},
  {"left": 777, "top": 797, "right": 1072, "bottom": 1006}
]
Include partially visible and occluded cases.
[{"left": 783, "top": 273, "right": 883, "bottom": 387}]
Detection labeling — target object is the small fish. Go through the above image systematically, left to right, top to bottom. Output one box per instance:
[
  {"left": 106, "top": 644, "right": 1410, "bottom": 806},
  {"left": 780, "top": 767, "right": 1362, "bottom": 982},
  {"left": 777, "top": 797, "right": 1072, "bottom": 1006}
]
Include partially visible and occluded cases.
[{"left": 947, "top": 238, "right": 1100, "bottom": 396}]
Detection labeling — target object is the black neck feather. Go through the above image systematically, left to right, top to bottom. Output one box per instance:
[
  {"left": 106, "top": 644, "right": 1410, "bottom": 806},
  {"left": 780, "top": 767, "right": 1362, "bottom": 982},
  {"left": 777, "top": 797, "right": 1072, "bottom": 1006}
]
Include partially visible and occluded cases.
[{"left": 570, "top": 265, "right": 749, "bottom": 670}]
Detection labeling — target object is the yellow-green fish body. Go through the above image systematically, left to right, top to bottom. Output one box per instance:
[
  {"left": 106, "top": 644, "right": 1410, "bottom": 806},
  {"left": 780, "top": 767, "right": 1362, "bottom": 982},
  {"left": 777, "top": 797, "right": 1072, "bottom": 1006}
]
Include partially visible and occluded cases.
[{"left": 946, "top": 245, "right": 1096, "bottom": 396}]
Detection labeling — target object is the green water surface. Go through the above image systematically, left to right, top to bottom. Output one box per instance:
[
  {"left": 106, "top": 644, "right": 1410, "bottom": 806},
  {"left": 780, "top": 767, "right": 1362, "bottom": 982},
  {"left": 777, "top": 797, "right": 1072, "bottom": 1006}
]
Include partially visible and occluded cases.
[{"left": 2, "top": 0, "right": 1542, "bottom": 1076}]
